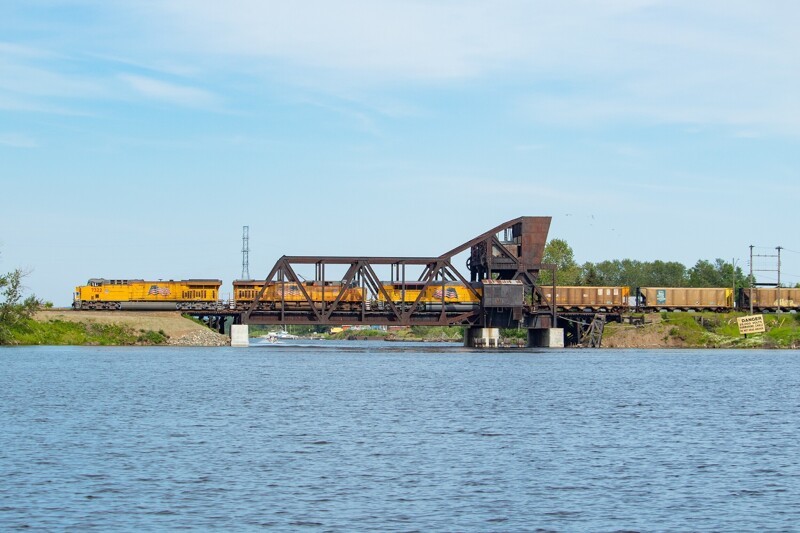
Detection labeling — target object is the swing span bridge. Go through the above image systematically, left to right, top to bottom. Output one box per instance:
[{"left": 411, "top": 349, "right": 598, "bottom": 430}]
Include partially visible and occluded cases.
[{"left": 229, "top": 216, "right": 613, "bottom": 347}]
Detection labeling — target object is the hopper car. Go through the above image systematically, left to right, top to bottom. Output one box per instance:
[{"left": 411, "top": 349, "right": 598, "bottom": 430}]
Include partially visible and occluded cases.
[
  {"left": 540, "top": 286, "right": 630, "bottom": 312},
  {"left": 637, "top": 288, "right": 733, "bottom": 312},
  {"left": 738, "top": 288, "right": 800, "bottom": 313}
]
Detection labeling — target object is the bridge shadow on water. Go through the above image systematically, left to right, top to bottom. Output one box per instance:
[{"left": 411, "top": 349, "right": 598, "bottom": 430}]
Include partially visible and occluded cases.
[{"left": 247, "top": 339, "right": 555, "bottom": 354}]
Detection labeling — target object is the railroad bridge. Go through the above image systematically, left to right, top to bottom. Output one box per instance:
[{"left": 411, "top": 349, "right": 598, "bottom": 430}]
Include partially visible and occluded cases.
[{"left": 224, "top": 216, "right": 611, "bottom": 347}]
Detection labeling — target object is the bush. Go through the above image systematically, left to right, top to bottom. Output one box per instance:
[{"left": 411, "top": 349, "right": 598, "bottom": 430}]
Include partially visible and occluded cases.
[
  {"left": 0, "top": 268, "right": 43, "bottom": 344},
  {"left": 501, "top": 328, "right": 526, "bottom": 340},
  {"left": 137, "top": 330, "right": 169, "bottom": 344}
]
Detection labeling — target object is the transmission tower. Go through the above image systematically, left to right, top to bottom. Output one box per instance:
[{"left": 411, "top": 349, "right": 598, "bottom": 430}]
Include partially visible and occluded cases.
[{"left": 241, "top": 226, "right": 250, "bottom": 280}]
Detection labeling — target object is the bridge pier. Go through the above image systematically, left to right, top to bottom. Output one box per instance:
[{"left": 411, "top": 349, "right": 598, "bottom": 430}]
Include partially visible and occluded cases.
[
  {"left": 231, "top": 324, "right": 250, "bottom": 347},
  {"left": 464, "top": 327, "right": 500, "bottom": 348},
  {"left": 527, "top": 328, "right": 564, "bottom": 348}
]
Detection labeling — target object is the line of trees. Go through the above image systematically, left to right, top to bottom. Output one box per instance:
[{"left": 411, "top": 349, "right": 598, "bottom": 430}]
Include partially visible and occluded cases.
[{"left": 539, "top": 238, "right": 753, "bottom": 289}]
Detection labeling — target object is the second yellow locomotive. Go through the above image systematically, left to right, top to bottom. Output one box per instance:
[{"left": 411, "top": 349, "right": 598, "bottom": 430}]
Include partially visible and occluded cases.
[{"left": 231, "top": 280, "right": 363, "bottom": 311}]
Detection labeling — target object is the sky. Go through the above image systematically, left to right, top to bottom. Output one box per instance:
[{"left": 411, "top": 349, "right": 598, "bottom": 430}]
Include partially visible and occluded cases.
[{"left": 1, "top": 0, "right": 799, "bottom": 306}]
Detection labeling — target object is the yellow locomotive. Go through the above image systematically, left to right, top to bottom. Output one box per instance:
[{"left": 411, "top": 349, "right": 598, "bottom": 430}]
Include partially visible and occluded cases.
[
  {"left": 73, "top": 278, "right": 222, "bottom": 310},
  {"left": 231, "top": 280, "right": 481, "bottom": 312},
  {"left": 232, "top": 280, "right": 364, "bottom": 311},
  {"left": 376, "top": 282, "right": 482, "bottom": 311}
]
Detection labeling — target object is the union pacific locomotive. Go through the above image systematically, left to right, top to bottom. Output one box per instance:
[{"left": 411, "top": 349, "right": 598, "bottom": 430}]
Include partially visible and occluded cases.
[
  {"left": 72, "top": 278, "right": 482, "bottom": 312},
  {"left": 73, "top": 278, "right": 799, "bottom": 313},
  {"left": 73, "top": 278, "right": 224, "bottom": 310},
  {"left": 231, "top": 280, "right": 481, "bottom": 312}
]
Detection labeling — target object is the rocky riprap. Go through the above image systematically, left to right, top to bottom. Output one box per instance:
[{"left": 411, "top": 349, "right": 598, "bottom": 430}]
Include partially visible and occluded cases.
[{"left": 168, "top": 329, "right": 229, "bottom": 347}]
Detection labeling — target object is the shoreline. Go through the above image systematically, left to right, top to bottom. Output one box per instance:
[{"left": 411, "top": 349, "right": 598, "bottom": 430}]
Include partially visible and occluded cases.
[{"left": 12, "top": 309, "right": 797, "bottom": 349}]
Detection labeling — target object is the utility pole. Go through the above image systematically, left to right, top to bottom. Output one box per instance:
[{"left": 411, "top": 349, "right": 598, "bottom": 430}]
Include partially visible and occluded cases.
[
  {"left": 242, "top": 226, "right": 250, "bottom": 280},
  {"left": 749, "top": 245, "right": 754, "bottom": 315},
  {"left": 750, "top": 245, "right": 782, "bottom": 314},
  {"left": 777, "top": 246, "right": 783, "bottom": 313},
  {"left": 732, "top": 258, "right": 738, "bottom": 309}
]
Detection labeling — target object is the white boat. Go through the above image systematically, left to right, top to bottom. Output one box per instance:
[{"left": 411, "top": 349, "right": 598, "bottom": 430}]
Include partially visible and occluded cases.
[{"left": 266, "top": 329, "right": 299, "bottom": 340}]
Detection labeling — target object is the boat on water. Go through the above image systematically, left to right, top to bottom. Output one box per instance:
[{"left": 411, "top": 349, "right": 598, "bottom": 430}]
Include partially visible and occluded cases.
[{"left": 263, "top": 329, "right": 299, "bottom": 341}]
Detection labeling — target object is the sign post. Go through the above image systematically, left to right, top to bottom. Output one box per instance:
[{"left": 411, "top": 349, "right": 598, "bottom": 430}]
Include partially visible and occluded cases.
[{"left": 737, "top": 315, "right": 766, "bottom": 336}]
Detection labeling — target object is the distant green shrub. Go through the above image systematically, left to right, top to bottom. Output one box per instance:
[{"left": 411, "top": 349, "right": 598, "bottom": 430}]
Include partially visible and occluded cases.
[{"left": 137, "top": 330, "right": 169, "bottom": 344}]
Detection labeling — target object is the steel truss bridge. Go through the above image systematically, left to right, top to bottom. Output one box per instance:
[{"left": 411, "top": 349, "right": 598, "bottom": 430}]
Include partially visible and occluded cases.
[
  {"left": 212, "top": 216, "right": 612, "bottom": 346},
  {"left": 183, "top": 217, "right": 616, "bottom": 346}
]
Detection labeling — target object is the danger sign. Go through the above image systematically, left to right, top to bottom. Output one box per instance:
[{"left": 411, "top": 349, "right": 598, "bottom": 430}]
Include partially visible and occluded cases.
[{"left": 737, "top": 315, "right": 766, "bottom": 335}]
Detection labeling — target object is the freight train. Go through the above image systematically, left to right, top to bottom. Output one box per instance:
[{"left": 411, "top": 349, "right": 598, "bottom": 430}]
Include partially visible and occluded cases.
[
  {"left": 72, "top": 278, "right": 482, "bottom": 312},
  {"left": 73, "top": 278, "right": 799, "bottom": 313}
]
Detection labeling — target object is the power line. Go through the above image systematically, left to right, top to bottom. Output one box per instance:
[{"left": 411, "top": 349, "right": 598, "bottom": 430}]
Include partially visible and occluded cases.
[{"left": 749, "top": 244, "right": 787, "bottom": 312}]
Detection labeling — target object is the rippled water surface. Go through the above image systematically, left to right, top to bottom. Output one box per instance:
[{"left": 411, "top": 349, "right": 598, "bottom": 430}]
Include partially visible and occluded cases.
[{"left": 2, "top": 343, "right": 799, "bottom": 531}]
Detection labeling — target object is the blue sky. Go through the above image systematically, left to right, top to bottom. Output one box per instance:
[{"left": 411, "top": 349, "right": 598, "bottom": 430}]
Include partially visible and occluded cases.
[{"left": 2, "top": 0, "right": 799, "bottom": 305}]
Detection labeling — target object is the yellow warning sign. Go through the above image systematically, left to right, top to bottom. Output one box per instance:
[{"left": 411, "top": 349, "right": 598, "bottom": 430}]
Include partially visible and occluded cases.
[{"left": 737, "top": 315, "right": 766, "bottom": 335}]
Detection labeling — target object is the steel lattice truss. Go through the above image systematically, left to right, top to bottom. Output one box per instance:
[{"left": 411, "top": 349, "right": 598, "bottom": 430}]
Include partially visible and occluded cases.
[
  {"left": 243, "top": 216, "right": 557, "bottom": 328},
  {"left": 243, "top": 256, "right": 482, "bottom": 326}
]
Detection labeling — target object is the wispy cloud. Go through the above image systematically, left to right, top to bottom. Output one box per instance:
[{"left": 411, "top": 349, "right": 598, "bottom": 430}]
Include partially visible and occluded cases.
[
  {"left": 135, "top": 0, "right": 800, "bottom": 134},
  {"left": 154, "top": 0, "right": 505, "bottom": 80},
  {"left": 4, "top": 2, "right": 800, "bottom": 133},
  {"left": 0, "top": 39, "right": 219, "bottom": 113},
  {"left": 0, "top": 54, "right": 106, "bottom": 99},
  {"left": 118, "top": 74, "right": 218, "bottom": 108},
  {"left": 0, "top": 133, "right": 38, "bottom": 148}
]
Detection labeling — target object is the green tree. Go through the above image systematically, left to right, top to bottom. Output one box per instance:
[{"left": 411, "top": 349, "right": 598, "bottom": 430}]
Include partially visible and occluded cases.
[
  {"left": 539, "top": 238, "right": 581, "bottom": 285},
  {"left": 578, "top": 259, "right": 688, "bottom": 288},
  {"left": 585, "top": 259, "right": 646, "bottom": 287},
  {"left": 587, "top": 259, "right": 624, "bottom": 285},
  {"left": 618, "top": 259, "right": 645, "bottom": 287},
  {"left": 687, "top": 259, "right": 747, "bottom": 289},
  {"left": 687, "top": 259, "right": 720, "bottom": 286},
  {"left": 640, "top": 260, "right": 687, "bottom": 287},
  {"left": 580, "top": 262, "right": 601, "bottom": 285},
  {"left": 0, "top": 268, "right": 43, "bottom": 344}
]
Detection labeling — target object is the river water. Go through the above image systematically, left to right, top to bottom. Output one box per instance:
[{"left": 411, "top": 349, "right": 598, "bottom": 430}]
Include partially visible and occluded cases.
[{"left": 1, "top": 342, "right": 799, "bottom": 531}]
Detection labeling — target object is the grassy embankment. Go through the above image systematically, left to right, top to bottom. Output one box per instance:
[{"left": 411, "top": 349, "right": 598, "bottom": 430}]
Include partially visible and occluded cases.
[
  {"left": 603, "top": 312, "right": 800, "bottom": 349},
  {"left": 3, "top": 317, "right": 169, "bottom": 346}
]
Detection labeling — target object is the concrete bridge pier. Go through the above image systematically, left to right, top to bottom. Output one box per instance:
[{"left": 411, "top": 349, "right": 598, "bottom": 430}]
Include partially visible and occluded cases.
[
  {"left": 231, "top": 324, "right": 250, "bottom": 347},
  {"left": 464, "top": 327, "right": 500, "bottom": 348},
  {"left": 527, "top": 328, "right": 564, "bottom": 348}
]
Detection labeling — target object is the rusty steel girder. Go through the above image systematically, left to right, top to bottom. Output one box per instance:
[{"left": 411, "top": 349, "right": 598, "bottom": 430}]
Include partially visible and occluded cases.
[
  {"left": 243, "top": 216, "right": 555, "bottom": 327},
  {"left": 243, "top": 256, "right": 483, "bottom": 326}
]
